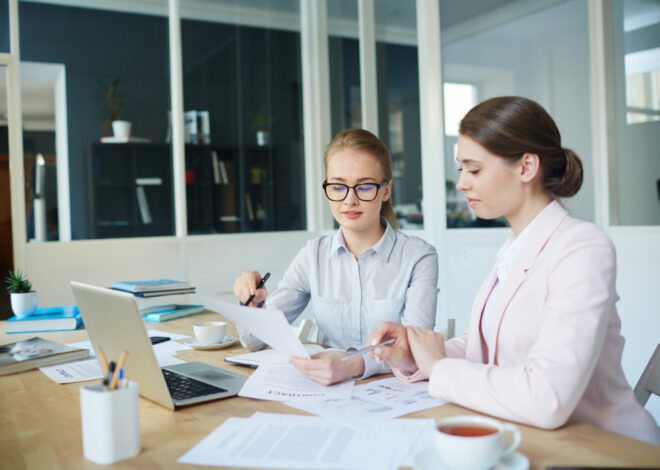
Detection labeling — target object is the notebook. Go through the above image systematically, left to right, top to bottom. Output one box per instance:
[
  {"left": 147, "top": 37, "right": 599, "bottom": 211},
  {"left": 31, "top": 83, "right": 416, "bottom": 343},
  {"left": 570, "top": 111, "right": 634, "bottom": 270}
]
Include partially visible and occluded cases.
[{"left": 71, "top": 281, "right": 247, "bottom": 410}]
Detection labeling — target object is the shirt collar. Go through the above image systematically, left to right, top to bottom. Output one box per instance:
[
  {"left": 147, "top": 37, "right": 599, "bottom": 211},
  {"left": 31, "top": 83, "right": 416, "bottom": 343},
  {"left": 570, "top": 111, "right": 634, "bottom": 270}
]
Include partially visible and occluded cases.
[
  {"left": 494, "top": 209, "right": 539, "bottom": 280},
  {"left": 329, "top": 217, "right": 396, "bottom": 262}
]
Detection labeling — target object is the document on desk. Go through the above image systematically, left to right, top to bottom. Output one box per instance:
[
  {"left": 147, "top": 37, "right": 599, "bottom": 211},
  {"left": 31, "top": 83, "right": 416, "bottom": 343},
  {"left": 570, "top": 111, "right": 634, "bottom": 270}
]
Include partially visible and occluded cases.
[
  {"left": 199, "top": 295, "right": 309, "bottom": 358},
  {"left": 39, "top": 332, "right": 189, "bottom": 383},
  {"left": 226, "top": 343, "right": 326, "bottom": 367},
  {"left": 239, "top": 361, "right": 354, "bottom": 401},
  {"left": 286, "top": 377, "right": 445, "bottom": 427},
  {"left": 178, "top": 411, "right": 434, "bottom": 470}
]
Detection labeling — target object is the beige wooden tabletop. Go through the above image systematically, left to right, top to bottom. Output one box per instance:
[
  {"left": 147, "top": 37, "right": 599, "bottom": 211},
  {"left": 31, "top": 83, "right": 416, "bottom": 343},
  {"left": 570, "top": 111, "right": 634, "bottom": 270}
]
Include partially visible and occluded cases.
[{"left": 1, "top": 311, "right": 659, "bottom": 469}]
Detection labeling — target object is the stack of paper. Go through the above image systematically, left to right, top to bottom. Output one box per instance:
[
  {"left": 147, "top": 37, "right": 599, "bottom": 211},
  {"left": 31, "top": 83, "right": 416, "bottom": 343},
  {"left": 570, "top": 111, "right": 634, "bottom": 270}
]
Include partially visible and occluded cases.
[{"left": 178, "top": 412, "right": 435, "bottom": 470}]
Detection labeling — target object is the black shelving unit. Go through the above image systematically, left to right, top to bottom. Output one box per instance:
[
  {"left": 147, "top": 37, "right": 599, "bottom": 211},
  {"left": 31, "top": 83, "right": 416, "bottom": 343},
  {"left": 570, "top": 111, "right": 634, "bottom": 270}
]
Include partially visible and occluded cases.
[
  {"left": 87, "top": 143, "right": 174, "bottom": 238},
  {"left": 88, "top": 143, "right": 280, "bottom": 237}
]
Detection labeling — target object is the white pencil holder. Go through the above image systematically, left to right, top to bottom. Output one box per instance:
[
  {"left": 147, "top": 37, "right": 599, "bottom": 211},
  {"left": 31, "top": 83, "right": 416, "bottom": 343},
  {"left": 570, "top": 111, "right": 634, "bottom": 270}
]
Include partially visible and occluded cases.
[{"left": 80, "top": 381, "right": 140, "bottom": 464}]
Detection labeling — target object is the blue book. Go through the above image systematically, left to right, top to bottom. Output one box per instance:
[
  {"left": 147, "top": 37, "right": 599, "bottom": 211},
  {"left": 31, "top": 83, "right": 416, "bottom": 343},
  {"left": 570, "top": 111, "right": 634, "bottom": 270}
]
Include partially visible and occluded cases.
[
  {"left": 112, "top": 279, "right": 191, "bottom": 293},
  {"left": 141, "top": 304, "right": 205, "bottom": 322},
  {"left": 6, "top": 306, "right": 83, "bottom": 333}
]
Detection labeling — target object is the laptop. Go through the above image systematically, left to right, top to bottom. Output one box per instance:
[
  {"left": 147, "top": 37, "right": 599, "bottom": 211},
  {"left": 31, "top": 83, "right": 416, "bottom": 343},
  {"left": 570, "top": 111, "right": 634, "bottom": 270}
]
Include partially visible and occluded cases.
[{"left": 71, "top": 281, "right": 247, "bottom": 410}]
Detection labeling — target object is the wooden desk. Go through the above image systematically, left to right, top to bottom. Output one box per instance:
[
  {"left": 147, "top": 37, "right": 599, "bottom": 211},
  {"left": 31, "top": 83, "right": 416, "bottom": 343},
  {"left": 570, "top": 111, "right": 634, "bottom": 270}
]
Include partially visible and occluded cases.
[{"left": 1, "top": 312, "right": 659, "bottom": 469}]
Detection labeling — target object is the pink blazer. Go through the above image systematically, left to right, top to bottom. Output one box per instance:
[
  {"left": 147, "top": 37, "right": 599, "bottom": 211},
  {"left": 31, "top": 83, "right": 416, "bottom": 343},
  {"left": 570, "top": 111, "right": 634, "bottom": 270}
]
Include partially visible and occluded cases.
[{"left": 423, "top": 201, "right": 660, "bottom": 444}]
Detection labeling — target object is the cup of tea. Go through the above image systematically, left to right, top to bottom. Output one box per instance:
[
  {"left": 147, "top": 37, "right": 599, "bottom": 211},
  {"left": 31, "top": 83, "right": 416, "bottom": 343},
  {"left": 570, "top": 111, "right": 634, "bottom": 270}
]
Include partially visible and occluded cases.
[
  {"left": 193, "top": 321, "right": 227, "bottom": 345},
  {"left": 434, "top": 415, "right": 521, "bottom": 470}
]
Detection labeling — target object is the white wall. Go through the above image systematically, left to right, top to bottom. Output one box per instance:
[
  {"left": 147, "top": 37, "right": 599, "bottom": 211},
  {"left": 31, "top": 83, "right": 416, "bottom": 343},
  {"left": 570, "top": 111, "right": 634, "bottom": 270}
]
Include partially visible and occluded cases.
[
  {"left": 609, "top": 227, "right": 660, "bottom": 423},
  {"left": 24, "top": 231, "right": 316, "bottom": 307}
]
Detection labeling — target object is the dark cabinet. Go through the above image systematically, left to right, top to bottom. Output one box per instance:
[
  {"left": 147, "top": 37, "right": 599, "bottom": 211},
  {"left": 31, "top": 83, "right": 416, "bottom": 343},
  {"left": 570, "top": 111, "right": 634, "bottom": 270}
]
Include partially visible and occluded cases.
[
  {"left": 87, "top": 142, "right": 294, "bottom": 237},
  {"left": 87, "top": 143, "right": 174, "bottom": 238}
]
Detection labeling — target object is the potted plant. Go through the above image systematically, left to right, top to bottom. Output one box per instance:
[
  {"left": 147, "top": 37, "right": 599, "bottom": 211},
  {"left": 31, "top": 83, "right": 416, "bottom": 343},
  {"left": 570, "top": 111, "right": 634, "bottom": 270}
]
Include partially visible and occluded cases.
[
  {"left": 98, "top": 78, "right": 131, "bottom": 137},
  {"left": 250, "top": 111, "right": 273, "bottom": 146},
  {"left": 5, "top": 270, "right": 38, "bottom": 318}
]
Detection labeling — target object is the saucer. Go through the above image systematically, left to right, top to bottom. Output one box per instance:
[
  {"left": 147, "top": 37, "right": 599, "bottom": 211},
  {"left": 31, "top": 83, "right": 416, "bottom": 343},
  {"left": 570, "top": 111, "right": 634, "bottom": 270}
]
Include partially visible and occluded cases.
[
  {"left": 184, "top": 336, "right": 237, "bottom": 350},
  {"left": 413, "top": 447, "right": 529, "bottom": 470}
]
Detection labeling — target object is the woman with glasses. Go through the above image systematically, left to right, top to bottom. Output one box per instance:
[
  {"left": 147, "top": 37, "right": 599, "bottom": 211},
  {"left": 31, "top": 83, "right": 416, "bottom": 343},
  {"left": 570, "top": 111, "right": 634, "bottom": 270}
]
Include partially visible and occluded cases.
[
  {"left": 366, "top": 96, "right": 660, "bottom": 445},
  {"left": 233, "top": 128, "right": 438, "bottom": 384}
]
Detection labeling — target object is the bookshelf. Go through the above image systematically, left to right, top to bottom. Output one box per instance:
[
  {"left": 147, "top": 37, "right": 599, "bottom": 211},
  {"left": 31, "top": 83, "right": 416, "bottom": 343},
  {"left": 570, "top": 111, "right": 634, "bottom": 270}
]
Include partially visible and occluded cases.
[
  {"left": 87, "top": 143, "right": 286, "bottom": 237},
  {"left": 87, "top": 143, "right": 174, "bottom": 238}
]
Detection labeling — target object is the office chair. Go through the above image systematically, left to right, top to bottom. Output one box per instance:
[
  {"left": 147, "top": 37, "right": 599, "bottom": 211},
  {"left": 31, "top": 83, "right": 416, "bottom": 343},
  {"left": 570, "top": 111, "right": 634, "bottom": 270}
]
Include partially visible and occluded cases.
[{"left": 634, "top": 344, "right": 660, "bottom": 406}]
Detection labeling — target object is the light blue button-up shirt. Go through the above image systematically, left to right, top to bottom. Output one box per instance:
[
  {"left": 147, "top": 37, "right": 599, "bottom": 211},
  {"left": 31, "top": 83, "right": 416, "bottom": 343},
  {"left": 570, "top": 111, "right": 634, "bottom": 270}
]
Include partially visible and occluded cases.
[{"left": 239, "top": 219, "right": 439, "bottom": 378}]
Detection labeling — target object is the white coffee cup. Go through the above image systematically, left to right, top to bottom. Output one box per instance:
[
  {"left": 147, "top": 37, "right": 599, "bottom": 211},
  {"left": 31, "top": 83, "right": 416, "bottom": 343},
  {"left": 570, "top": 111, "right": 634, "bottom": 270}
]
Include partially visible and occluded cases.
[
  {"left": 193, "top": 321, "right": 227, "bottom": 344},
  {"left": 434, "top": 415, "right": 521, "bottom": 470}
]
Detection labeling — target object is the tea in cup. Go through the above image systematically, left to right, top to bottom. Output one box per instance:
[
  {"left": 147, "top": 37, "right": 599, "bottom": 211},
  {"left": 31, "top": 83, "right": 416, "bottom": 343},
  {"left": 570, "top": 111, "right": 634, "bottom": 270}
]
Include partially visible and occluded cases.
[
  {"left": 193, "top": 321, "right": 227, "bottom": 344},
  {"left": 434, "top": 415, "right": 520, "bottom": 470}
]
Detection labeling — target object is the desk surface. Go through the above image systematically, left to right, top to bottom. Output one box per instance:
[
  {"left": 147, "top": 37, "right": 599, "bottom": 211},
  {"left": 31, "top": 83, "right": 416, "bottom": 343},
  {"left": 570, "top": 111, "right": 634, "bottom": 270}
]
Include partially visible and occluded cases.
[{"left": 1, "top": 312, "right": 659, "bottom": 470}]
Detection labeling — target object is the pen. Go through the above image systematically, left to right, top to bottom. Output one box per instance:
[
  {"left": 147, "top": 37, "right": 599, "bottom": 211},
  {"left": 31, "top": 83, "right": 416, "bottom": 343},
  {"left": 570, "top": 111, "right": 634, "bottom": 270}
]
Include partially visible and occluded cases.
[
  {"left": 242, "top": 272, "right": 270, "bottom": 306},
  {"left": 341, "top": 338, "right": 395, "bottom": 361},
  {"left": 97, "top": 346, "right": 109, "bottom": 376},
  {"left": 109, "top": 351, "right": 128, "bottom": 390},
  {"left": 103, "top": 361, "right": 116, "bottom": 389}
]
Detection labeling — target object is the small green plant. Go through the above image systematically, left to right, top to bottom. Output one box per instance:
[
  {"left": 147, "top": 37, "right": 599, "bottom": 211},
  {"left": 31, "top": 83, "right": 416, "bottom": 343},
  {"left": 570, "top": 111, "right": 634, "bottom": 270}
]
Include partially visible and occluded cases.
[
  {"left": 98, "top": 78, "right": 124, "bottom": 135},
  {"left": 250, "top": 111, "right": 273, "bottom": 132},
  {"left": 5, "top": 270, "right": 33, "bottom": 294}
]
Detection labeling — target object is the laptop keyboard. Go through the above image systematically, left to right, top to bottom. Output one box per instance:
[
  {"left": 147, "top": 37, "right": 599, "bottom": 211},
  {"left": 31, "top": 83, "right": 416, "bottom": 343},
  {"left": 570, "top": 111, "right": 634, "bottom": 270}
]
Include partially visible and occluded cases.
[{"left": 162, "top": 369, "right": 227, "bottom": 401}]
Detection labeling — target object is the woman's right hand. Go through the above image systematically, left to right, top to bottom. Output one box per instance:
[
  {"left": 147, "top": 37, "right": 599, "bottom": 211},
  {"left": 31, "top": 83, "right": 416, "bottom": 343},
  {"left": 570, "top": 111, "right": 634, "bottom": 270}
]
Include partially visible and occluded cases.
[
  {"left": 233, "top": 271, "right": 268, "bottom": 307},
  {"left": 366, "top": 321, "right": 417, "bottom": 374}
]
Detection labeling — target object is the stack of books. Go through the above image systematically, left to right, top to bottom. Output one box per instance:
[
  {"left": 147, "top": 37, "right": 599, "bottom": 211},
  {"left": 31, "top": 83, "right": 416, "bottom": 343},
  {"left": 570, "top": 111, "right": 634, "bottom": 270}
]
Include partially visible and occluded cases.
[
  {"left": 111, "top": 279, "right": 204, "bottom": 322},
  {"left": 6, "top": 305, "right": 83, "bottom": 334},
  {"left": 0, "top": 336, "right": 89, "bottom": 375}
]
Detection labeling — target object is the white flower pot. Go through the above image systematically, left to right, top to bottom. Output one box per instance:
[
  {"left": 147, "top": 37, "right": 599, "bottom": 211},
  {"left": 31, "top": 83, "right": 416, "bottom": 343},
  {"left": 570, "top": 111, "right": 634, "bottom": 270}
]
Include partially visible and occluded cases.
[
  {"left": 112, "top": 120, "right": 132, "bottom": 138},
  {"left": 256, "top": 131, "right": 269, "bottom": 146},
  {"left": 10, "top": 292, "right": 38, "bottom": 318}
]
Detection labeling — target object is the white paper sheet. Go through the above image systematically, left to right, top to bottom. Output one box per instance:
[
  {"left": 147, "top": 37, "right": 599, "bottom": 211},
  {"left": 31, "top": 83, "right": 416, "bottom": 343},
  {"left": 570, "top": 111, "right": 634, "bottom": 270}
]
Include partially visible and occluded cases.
[
  {"left": 198, "top": 296, "right": 309, "bottom": 358},
  {"left": 39, "top": 332, "right": 188, "bottom": 383},
  {"left": 226, "top": 343, "right": 326, "bottom": 367},
  {"left": 239, "top": 361, "right": 354, "bottom": 401},
  {"left": 286, "top": 377, "right": 445, "bottom": 427},
  {"left": 178, "top": 411, "right": 434, "bottom": 470}
]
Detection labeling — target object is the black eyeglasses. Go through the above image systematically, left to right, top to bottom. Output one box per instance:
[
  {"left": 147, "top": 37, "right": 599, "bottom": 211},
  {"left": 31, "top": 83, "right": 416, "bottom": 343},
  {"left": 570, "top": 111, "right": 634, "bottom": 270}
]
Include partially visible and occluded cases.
[{"left": 322, "top": 181, "right": 388, "bottom": 201}]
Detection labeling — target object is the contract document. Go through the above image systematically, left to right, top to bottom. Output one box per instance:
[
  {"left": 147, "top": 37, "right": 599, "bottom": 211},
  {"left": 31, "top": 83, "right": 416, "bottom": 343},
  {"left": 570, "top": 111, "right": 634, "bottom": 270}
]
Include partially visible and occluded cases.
[
  {"left": 199, "top": 296, "right": 309, "bottom": 358},
  {"left": 239, "top": 361, "right": 354, "bottom": 401},
  {"left": 286, "top": 376, "right": 445, "bottom": 426},
  {"left": 178, "top": 412, "right": 434, "bottom": 470}
]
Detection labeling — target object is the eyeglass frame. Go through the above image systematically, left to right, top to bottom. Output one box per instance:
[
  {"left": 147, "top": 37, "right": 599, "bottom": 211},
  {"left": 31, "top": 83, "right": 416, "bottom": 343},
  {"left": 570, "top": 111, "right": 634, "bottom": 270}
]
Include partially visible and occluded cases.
[{"left": 322, "top": 180, "right": 389, "bottom": 202}]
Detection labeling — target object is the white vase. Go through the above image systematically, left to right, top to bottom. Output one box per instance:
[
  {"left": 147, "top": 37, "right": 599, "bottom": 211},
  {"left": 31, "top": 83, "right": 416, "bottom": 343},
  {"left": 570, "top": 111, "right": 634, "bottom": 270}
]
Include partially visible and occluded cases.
[
  {"left": 112, "top": 120, "right": 132, "bottom": 138},
  {"left": 256, "top": 130, "right": 269, "bottom": 146},
  {"left": 10, "top": 292, "right": 38, "bottom": 318}
]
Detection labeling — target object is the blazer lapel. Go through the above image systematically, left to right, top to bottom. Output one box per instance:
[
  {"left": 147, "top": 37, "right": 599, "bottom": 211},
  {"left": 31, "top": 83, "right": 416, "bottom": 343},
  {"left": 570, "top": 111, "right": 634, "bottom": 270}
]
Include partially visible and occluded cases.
[
  {"left": 487, "top": 201, "right": 570, "bottom": 364},
  {"left": 466, "top": 267, "right": 498, "bottom": 362}
]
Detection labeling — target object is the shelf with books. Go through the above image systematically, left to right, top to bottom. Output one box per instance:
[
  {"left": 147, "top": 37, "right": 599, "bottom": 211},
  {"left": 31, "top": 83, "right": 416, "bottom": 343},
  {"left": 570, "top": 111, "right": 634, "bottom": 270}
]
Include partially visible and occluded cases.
[{"left": 87, "top": 143, "right": 175, "bottom": 238}]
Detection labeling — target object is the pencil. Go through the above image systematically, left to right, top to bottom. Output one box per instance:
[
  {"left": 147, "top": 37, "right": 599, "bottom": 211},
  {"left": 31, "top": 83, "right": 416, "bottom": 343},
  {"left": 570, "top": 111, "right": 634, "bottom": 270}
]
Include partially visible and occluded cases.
[
  {"left": 97, "top": 346, "right": 109, "bottom": 376},
  {"left": 109, "top": 351, "right": 128, "bottom": 390}
]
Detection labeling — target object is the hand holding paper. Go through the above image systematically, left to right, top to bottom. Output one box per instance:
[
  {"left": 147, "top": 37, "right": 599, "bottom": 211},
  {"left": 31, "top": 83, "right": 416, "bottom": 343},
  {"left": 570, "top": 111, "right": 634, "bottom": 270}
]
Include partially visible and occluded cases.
[{"left": 198, "top": 296, "right": 310, "bottom": 359}]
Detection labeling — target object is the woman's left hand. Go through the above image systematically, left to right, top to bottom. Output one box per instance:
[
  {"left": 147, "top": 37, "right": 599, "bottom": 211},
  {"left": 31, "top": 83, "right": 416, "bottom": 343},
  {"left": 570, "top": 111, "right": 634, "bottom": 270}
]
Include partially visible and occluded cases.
[
  {"left": 406, "top": 326, "right": 447, "bottom": 377},
  {"left": 289, "top": 351, "right": 364, "bottom": 386}
]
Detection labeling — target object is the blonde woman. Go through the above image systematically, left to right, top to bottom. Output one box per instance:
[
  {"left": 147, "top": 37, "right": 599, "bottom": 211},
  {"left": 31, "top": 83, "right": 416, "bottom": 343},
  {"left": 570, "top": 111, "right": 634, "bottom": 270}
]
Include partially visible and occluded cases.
[{"left": 233, "top": 129, "right": 438, "bottom": 384}]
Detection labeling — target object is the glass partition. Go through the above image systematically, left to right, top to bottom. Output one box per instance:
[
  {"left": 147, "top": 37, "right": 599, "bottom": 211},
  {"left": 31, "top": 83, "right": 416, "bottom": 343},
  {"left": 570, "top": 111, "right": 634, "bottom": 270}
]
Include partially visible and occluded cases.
[
  {"left": 181, "top": 0, "right": 305, "bottom": 234},
  {"left": 328, "top": 0, "right": 361, "bottom": 134},
  {"left": 374, "top": 0, "right": 423, "bottom": 230},
  {"left": 440, "top": 0, "right": 594, "bottom": 228},
  {"left": 612, "top": 0, "right": 660, "bottom": 225},
  {"left": 0, "top": 1, "right": 8, "bottom": 53},
  {"left": 18, "top": 2, "right": 171, "bottom": 240}
]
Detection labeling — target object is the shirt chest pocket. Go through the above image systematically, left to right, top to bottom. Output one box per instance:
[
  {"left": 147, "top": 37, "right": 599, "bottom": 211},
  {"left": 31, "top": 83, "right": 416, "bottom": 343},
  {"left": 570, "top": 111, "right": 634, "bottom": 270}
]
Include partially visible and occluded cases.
[
  {"left": 311, "top": 296, "right": 347, "bottom": 347},
  {"left": 364, "top": 297, "right": 405, "bottom": 336}
]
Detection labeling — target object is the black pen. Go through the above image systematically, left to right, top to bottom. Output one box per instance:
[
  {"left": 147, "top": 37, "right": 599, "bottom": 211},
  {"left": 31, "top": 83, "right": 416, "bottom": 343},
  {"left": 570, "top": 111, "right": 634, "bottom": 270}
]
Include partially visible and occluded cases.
[{"left": 242, "top": 272, "right": 270, "bottom": 306}]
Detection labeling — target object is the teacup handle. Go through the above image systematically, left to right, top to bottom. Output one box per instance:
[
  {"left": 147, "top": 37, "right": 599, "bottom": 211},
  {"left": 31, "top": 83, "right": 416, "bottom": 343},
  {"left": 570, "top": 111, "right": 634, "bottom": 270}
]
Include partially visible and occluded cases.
[{"left": 501, "top": 423, "right": 521, "bottom": 456}]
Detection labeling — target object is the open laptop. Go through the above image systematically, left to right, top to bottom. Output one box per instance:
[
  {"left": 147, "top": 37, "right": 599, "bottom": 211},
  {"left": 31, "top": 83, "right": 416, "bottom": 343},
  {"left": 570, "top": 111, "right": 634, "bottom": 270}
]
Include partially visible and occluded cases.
[{"left": 71, "top": 281, "right": 247, "bottom": 410}]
